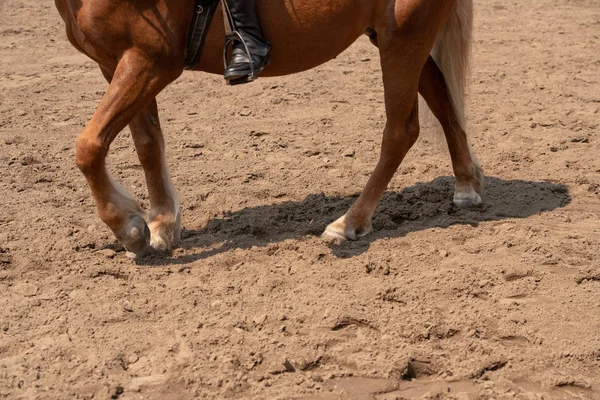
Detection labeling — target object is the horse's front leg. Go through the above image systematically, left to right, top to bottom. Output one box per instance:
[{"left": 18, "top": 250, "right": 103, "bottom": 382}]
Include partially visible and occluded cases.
[
  {"left": 76, "top": 53, "right": 180, "bottom": 256},
  {"left": 128, "top": 100, "right": 181, "bottom": 252}
]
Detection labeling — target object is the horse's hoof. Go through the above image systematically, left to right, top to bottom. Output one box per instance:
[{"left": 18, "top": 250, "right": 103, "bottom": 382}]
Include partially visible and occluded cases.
[
  {"left": 453, "top": 190, "right": 482, "bottom": 208},
  {"left": 148, "top": 212, "right": 181, "bottom": 252},
  {"left": 117, "top": 215, "right": 151, "bottom": 256},
  {"left": 322, "top": 215, "right": 373, "bottom": 242},
  {"left": 149, "top": 234, "right": 168, "bottom": 252}
]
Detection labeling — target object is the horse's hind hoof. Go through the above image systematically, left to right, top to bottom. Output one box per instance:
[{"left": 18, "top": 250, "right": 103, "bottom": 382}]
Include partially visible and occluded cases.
[
  {"left": 453, "top": 191, "right": 482, "bottom": 208},
  {"left": 322, "top": 214, "right": 373, "bottom": 242},
  {"left": 117, "top": 215, "right": 151, "bottom": 256}
]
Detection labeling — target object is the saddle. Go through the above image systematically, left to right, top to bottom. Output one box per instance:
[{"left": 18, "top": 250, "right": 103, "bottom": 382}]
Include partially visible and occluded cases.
[{"left": 184, "top": 0, "right": 258, "bottom": 85}]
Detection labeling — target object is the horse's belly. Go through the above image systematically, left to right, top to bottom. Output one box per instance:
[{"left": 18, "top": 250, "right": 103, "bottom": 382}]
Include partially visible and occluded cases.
[{"left": 195, "top": 0, "right": 371, "bottom": 76}]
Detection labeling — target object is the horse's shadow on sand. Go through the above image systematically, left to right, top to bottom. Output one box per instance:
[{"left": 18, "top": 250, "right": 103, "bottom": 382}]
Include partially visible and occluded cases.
[{"left": 138, "top": 176, "right": 571, "bottom": 266}]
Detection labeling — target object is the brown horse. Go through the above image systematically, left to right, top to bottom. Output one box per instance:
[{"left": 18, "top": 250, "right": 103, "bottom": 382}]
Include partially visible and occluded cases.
[{"left": 54, "top": 0, "right": 484, "bottom": 256}]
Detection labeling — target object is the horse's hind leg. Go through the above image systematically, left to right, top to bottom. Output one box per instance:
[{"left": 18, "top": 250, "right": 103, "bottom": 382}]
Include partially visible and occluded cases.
[
  {"left": 324, "top": 16, "right": 436, "bottom": 240},
  {"left": 76, "top": 53, "right": 180, "bottom": 256},
  {"left": 419, "top": 56, "right": 483, "bottom": 206},
  {"left": 128, "top": 100, "right": 181, "bottom": 251}
]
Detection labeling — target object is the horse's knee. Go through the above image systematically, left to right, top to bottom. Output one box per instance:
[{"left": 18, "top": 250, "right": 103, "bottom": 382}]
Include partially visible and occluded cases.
[{"left": 75, "top": 134, "right": 105, "bottom": 175}]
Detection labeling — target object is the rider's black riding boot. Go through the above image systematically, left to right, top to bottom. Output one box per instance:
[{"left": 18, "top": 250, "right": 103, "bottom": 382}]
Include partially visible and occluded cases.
[{"left": 224, "top": 0, "right": 271, "bottom": 82}]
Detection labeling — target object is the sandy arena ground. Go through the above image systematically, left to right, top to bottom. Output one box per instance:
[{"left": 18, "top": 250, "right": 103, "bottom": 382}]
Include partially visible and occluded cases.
[{"left": 1, "top": 0, "right": 600, "bottom": 399}]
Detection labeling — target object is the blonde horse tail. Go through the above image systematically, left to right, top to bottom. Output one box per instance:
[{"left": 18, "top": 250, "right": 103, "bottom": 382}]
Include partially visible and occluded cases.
[{"left": 428, "top": 0, "right": 473, "bottom": 133}]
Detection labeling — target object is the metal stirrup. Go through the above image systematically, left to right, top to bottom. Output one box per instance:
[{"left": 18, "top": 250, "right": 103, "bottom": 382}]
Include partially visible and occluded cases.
[
  {"left": 221, "top": 0, "right": 256, "bottom": 82},
  {"left": 223, "top": 31, "right": 256, "bottom": 81}
]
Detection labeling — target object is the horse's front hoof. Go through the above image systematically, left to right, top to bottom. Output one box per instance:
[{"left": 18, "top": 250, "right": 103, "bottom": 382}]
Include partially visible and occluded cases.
[
  {"left": 453, "top": 190, "right": 482, "bottom": 208},
  {"left": 322, "top": 214, "right": 373, "bottom": 242},
  {"left": 117, "top": 215, "right": 151, "bottom": 256}
]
